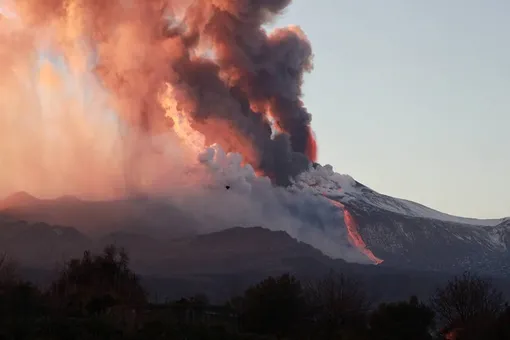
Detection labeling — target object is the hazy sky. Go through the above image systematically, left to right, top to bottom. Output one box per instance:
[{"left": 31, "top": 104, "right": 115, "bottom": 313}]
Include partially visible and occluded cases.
[{"left": 272, "top": 0, "right": 509, "bottom": 218}]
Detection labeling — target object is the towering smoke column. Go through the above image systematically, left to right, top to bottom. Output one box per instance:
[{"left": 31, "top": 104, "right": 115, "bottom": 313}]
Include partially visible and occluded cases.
[
  {"left": 11, "top": 0, "right": 316, "bottom": 186},
  {"left": 184, "top": 0, "right": 316, "bottom": 159},
  {"left": 0, "top": 1, "right": 383, "bottom": 265}
]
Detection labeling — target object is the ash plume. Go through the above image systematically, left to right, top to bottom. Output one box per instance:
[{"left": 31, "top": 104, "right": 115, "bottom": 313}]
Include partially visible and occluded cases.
[
  {"left": 11, "top": 0, "right": 315, "bottom": 186},
  {"left": 0, "top": 1, "right": 378, "bottom": 265}
]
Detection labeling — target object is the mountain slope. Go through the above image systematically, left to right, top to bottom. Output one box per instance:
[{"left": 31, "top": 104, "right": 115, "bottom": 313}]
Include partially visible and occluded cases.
[
  {"left": 293, "top": 165, "right": 510, "bottom": 275},
  {"left": 329, "top": 180, "right": 510, "bottom": 275}
]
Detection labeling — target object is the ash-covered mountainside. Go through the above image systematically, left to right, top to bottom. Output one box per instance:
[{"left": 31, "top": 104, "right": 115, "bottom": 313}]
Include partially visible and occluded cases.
[
  {"left": 293, "top": 164, "right": 509, "bottom": 276},
  {"left": 335, "top": 181, "right": 510, "bottom": 276}
]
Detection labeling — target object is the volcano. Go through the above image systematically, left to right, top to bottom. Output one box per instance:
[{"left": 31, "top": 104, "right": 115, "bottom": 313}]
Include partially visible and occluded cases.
[{"left": 0, "top": 0, "right": 508, "bottom": 291}]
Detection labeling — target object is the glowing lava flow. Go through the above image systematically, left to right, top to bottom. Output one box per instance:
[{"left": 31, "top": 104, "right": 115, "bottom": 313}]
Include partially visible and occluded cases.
[{"left": 327, "top": 198, "right": 383, "bottom": 265}]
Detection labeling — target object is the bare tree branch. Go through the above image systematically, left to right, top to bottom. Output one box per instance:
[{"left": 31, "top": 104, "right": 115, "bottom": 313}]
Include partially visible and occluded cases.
[{"left": 430, "top": 271, "right": 504, "bottom": 329}]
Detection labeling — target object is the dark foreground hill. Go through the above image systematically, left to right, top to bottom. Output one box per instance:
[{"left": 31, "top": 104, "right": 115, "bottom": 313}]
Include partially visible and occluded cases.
[{"left": 3, "top": 216, "right": 510, "bottom": 304}]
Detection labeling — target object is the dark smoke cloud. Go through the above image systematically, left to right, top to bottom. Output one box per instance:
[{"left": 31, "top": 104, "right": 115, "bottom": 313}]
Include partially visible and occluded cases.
[
  {"left": 13, "top": 0, "right": 316, "bottom": 185},
  {"left": 189, "top": 2, "right": 315, "bottom": 156}
]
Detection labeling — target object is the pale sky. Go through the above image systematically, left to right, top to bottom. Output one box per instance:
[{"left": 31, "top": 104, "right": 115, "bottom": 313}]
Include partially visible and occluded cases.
[{"left": 272, "top": 0, "right": 510, "bottom": 219}]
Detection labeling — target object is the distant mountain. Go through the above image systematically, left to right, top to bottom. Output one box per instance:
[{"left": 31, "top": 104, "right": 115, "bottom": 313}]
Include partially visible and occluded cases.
[
  {"left": 0, "top": 191, "right": 39, "bottom": 209},
  {"left": 0, "top": 192, "right": 199, "bottom": 238},
  {"left": 0, "top": 214, "right": 90, "bottom": 268}
]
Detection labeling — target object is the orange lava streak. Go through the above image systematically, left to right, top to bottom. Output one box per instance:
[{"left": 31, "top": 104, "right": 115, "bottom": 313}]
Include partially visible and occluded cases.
[
  {"left": 305, "top": 126, "right": 317, "bottom": 162},
  {"left": 327, "top": 198, "right": 383, "bottom": 265}
]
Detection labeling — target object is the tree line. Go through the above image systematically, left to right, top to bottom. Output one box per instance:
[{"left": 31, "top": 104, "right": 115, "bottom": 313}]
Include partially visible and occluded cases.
[{"left": 0, "top": 246, "right": 509, "bottom": 340}]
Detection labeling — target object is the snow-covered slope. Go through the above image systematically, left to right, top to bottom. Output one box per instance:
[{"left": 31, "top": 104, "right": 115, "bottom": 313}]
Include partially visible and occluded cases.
[
  {"left": 294, "top": 164, "right": 510, "bottom": 275},
  {"left": 295, "top": 164, "right": 505, "bottom": 227},
  {"left": 343, "top": 184, "right": 504, "bottom": 227}
]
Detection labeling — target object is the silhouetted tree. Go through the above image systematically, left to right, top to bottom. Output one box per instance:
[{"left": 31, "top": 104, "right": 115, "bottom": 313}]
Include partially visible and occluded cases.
[
  {"left": 49, "top": 245, "right": 147, "bottom": 316},
  {"left": 0, "top": 252, "right": 17, "bottom": 284},
  {"left": 0, "top": 252, "right": 45, "bottom": 316},
  {"left": 0, "top": 254, "right": 47, "bottom": 340},
  {"left": 303, "top": 271, "right": 370, "bottom": 340},
  {"left": 430, "top": 271, "right": 505, "bottom": 337},
  {"left": 240, "top": 273, "right": 306, "bottom": 338},
  {"left": 172, "top": 293, "right": 211, "bottom": 323},
  {"left": 369, "top": 296, "right": 435, "bottom": 340},
  {"left": 442, "top": 303, "right": 510, "bottom": 340},
  {"left": 493, "top": 305, "right": 510, "bottom": 340}
]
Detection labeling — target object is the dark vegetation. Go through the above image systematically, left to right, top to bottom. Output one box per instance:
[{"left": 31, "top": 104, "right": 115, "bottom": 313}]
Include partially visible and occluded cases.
[{"left": 0, "top": 248, "right": 509, "bottom": 340}]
